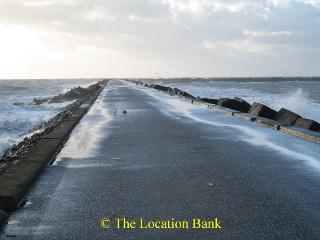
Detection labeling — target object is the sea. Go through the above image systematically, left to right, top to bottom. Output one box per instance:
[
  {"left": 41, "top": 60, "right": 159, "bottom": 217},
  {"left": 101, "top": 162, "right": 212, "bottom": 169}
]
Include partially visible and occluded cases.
[
  {"left": 0, "top": 78, "right": 320, "bottom": 156},
  {"left": 153, "top": 78, "right": 320, "bottom": 122},
  {"left": 0, "top": 79, "right": 99, "bottom": 156}
]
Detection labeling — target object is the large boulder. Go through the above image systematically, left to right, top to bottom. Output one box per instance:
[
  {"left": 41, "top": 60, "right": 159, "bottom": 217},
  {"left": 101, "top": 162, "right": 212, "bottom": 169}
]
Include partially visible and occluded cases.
[
  {"left": 135, "top": 81, "right": 144, "bottom": 85},
  {"left": 86, "top": 83, "right": 101, "bottom": 92},
  {"left": 152, "top": 85, "right": 171, "bottom": 92},
  {"left": 49, "top": 87, "right": 84, "bottom": 103},
  {"left": 167, "top": 87, "right": 195, "bottom": 99},
  {"left": 168, "top": 88, "right": 183, "bottom": 95},
  {"left": 180, "top": 91, "right": 196, "bottom": 99},
  {"left": 31, "top": 97, "right": 50, "bottom": 105},
  {"left": 233, "top": 97, "right": 251, "bottom": 110},
  {"left": 200, "top": 98, "right": 218, "bottom": 104},
  {"left": 217, "top": 98, "right": 251, "bottom": 113},
  {"left": 14, "top": 102, "right": 25, "bottom": 106},
  {"left": 248, "top": 102, "right": 277, "bottom": 119},
  {"left": 273, "top": 108, "right": 300, "bottom": 125},
  {"left": 293, "top": 117, "right": 320, "bottom": 131}
]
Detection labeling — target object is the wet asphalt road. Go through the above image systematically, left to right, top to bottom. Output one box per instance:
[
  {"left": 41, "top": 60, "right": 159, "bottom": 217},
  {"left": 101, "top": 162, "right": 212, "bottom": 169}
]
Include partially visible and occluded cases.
[{"left": 1, "top": 80, "right": 320, "bottom": 239}]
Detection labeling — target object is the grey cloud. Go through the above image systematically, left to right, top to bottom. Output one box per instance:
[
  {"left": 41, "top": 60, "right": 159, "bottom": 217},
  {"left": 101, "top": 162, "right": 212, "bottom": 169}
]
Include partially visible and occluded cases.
[{"left": 0, "top": 0, "right": 319, "bottom": 76}]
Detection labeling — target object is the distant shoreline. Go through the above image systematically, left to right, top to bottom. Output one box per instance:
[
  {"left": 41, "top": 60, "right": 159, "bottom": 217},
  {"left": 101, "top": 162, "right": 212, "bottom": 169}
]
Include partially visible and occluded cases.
[
  {"left": 1, "top": 77, "right": 320, "bottom": 82},
  {"left": 134, "top": 77, "right": 320, "bottom": 83},
  {"left": 135, "top": 77, "right": 320, "bottom": 83}
]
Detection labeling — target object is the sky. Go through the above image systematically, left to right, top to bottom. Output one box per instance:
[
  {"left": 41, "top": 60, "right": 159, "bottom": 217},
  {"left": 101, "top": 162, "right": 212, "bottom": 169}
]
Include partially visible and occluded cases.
[{"left": 0, "top": 0, "right": 320, "bottom": 78}]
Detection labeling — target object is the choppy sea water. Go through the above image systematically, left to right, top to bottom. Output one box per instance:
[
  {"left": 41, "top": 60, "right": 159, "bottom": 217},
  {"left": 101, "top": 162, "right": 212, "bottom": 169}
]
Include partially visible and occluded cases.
[
  {"left": 0, "top": 79, "right": 99, "bottom": 155},
  {"left": 152, "top": 79, "right": 320, "bottom": 123}
]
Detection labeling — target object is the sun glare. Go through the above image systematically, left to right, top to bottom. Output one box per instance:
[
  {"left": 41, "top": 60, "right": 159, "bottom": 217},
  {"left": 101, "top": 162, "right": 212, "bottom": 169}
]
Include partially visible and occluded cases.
[{"left": 0, "top": 25, "right": 57, "bottom": 78}]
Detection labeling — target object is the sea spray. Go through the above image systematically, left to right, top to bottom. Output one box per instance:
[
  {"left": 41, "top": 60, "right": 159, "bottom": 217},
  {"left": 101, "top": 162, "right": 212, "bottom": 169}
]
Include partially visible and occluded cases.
[
  {"left": 166, "top": 80, "right": 320, "bottom": 122},
  {"left": 273, "top": 88, "right": 320, "bottom": 121}
]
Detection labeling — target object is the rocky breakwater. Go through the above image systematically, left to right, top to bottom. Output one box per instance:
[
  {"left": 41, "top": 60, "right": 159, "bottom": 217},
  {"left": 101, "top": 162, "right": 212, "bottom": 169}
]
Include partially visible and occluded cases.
[
  {"left": 0, "top": 79, "right": 108, "bottom": 215},
  {"left": 128, "top": 80, "right": 320, "bottom": 143},
  {"left": 31, "top": 81, "right": 106, "bottom": 105},
  {"left": 149, "top": 84, "right": 196, "bottom": 99},
  {"left": 217, "top": 97, "right": 251, "bottom": 113},
  {"left": 214, "top": 98, "right": 320, "bottom": 137},
  {"left": 0, "top": 101, "right": 82, "bottom": 173}
]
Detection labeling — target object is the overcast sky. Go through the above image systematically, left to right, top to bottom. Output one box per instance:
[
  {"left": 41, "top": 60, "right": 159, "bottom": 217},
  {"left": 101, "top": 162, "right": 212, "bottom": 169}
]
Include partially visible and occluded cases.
[{"left": 0, "top": 0, "right": 319, "bottom": 78}]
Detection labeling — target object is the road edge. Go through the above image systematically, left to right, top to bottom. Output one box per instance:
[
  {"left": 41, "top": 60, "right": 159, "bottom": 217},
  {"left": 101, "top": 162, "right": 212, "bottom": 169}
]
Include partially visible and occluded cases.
[{"left": 0, "top": 82, "right": 107, "bottom": 218}]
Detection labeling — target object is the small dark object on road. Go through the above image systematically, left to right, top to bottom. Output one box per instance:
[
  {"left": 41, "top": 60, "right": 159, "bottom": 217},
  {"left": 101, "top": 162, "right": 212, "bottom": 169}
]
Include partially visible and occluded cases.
[{"left": 122, "top": 110, "right": 127, "bottom": 114}]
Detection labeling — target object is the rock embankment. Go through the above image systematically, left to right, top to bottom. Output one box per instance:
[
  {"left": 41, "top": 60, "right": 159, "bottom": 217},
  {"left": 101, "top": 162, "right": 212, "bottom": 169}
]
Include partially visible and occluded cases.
[
  {"left": 0, "top": 80, "right": 108, "bottom": 173},
  {"left": 128, "top": 80, "right": 320, "bottom": 142},
  {"left": 31, "top": 81, "right": 106, "bottom": 105},
  {"left": 149, "top": 84, "right": 196, "bottom": 99},
  {"left": 217, "top": 98, "right": 251, "bottom": 113}
]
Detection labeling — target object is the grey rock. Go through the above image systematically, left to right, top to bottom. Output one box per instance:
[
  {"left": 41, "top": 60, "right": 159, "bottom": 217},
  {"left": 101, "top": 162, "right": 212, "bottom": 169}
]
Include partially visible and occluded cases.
[
  {"left": 31, "top": 82, "right": 103, "bottom": 105},
  {"left": 151, "top": 84, "right": 172, "bottom": 92},
  {"left": 168, "top": 88, "right": 183, "bottom": 95},
  {"left": 180, "top": 91, "right": 196, "bottom": 99},
  {"left": 200, "top": 98, "right": 219, "bottom": 104},
  {"left": 217, "top": 98, "right": 251, "bottom": 113},
  {"left": 13, "top": 102, "right": 24, "bottom": 106},
  {"left": 248, "top": 102, "right": 277, "bottom": 119},
  {"left": 274, "top": 108, "right": 300, "bottom": 125},
  {"left": 293, "top": 117, "right": 320, "bottom": 131}
]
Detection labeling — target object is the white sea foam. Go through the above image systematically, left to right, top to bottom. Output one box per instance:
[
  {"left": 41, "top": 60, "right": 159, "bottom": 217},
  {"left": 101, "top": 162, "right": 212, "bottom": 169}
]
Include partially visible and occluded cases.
[
  {"left": 0, "top": 79, "right": 98, "bottom": 156},
  {"left": 166, "top": 81, "right": 320, "bottom": 122},
  {"left": 133, "top": 84, "right": 320, "bottom": 173},
  {"left": 272, "top": 88, "right": 320, "bottom": 120},
  {"left": 0, "top": 135, "right": 18, "bottom": 155}
]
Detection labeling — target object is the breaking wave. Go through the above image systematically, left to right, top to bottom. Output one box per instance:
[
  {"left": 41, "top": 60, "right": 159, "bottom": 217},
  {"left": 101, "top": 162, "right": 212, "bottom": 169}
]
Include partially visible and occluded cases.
[{"left": 166, "top": 80, "right": 320, "bottom": 122}]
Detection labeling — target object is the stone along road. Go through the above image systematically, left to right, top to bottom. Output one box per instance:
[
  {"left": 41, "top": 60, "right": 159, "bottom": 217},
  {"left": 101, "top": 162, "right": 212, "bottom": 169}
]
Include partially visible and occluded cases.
[{"left": 1, "top": 80, "right": 320, "bottom": 239}]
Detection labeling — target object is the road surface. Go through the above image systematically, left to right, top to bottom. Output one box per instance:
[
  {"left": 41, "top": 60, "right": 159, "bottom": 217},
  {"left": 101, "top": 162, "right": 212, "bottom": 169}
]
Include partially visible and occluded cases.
[{"left": 1, "top": 80, "right": 320, "bottom": 239}]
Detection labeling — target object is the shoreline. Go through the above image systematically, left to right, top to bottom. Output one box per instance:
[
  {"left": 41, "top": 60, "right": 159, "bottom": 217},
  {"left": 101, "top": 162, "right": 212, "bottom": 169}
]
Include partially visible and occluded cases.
[{"left": 0, "top": 80, "right": 108, "bottom": 218}]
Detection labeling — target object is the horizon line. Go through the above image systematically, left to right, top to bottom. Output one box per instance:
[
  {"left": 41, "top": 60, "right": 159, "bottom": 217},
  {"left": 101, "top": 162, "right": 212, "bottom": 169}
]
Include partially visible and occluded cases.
[{"left": 1, "top": 76, "right": 320, "bottom": 80}]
